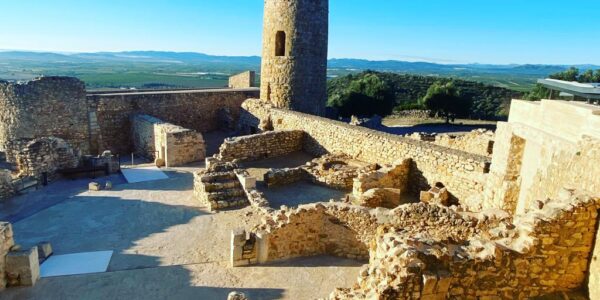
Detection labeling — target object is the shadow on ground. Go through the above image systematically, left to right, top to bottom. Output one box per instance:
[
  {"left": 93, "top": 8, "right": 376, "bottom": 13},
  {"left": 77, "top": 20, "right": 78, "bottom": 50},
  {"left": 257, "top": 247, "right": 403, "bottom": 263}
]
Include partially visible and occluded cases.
[
  {"left": 378, "top": 123, "right": 496, "bottom": 135},
  {"left": 260, "top": 255, "right": 366, "bottom": 268}
]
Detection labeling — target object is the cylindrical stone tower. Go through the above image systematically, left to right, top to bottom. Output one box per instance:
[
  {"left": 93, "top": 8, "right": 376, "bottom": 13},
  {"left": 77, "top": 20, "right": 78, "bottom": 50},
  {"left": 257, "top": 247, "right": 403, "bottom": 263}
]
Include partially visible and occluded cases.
[{"left": 260, "top": 0, "right": 329, "bottom": 116}]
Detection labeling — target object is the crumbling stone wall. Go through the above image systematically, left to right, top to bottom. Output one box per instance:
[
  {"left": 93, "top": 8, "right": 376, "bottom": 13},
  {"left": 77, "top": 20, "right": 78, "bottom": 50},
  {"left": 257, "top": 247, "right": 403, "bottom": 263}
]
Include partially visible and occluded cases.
[
  {"left": 228, "top": 71, "right": 256, "bottom": 89},
  {"left": 0, "top": 77, "right": 90, "bottom": 161},
  {"left": 87, "top": 88, "right": 259, "bottom": 154},
  {"left": 240, "top": 99, "right": 490, "bottom": 203},
  {"left": 132, "top": 114, "right": 205, "bottom": 167},
  {"left": 433, "top": 129, "right": 494, "bottom": 157},
  {"left": 218, "top": 130, "right": 305, "bottom": 162},
  {"left": 15, "top": 137, "right": 80, "bottom": 180},
  {"left": 353, "top": 159, "right": 411, "bottom": 198},
  {"left": 264, "top": 167, "right": 307, "bottom": 187},
  {"left": 0, "top": 170, "right": 14, "bottom": 201},
  {"left": 331, "top": 190, "right": 600, "bottom": 299},
  {"left": 236, "top": 202, "right": 488, "bottom": 268},
  {"left": 255, "top": 203, "right": 378, "bottom": 262},
  {"left": 0, "top": 222, "right": 15, "bottom": 290},
  {"left": 590, "top": 224, "right": 600, "bottom": 300}
]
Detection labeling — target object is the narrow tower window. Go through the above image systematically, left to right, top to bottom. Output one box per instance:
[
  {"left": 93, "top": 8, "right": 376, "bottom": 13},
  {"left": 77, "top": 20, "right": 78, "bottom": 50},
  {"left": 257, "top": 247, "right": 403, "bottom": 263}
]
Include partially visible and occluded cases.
[{"left": 275, "top": 31, "right": 286, "bottom": 57}]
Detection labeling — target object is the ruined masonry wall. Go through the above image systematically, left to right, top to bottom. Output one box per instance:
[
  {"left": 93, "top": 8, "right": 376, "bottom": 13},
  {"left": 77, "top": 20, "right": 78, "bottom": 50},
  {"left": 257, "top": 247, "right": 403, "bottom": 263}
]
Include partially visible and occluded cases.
[
  {"left": 228, "top": 71, "right": 255, "bottom": 89},
  {"left": 0, "top": 77, "right": 90, "bottom": 161},
  {"left": 87, "top": 88, "right": 259, "bottom": 155},
  {"left": 241, "top": 99, "right": 490, "bottom": 203},
  {"left": 132, "top": 114, "right": 205, "bottom": 167},
  {"left": 434, "top": 129, "right": 494, "bottom": 157},
  {"left": 218, "top": 130, "right": 305, "bottom": 162},
  {"left": 16, "top": 137, "right": 79, "bottom": 180},
  {"left": 0, "top": 170, "right": 14, "bottom": 201},
  {"left": 332, "top": 191, "right": 600, "bottom": 299},
  {"left": 0, "top": 222, "right": 15, "bottom": 290},
  {"left": 590, "top": 224, "right": 600, "bottom": 300}
]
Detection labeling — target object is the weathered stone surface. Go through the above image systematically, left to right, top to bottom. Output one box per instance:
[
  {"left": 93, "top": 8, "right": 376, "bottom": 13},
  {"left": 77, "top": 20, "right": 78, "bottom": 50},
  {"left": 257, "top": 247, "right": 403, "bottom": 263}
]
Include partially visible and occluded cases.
[
  {"left": 260, "top": 0, "right": 328, "bottom": 116},
  {"left": 228, "top": 71, "right": 255, "bottom": 89},
  {"left": 0, "top": 77, "right": 90, "bottom": 161},
  {"left": 87, "top": 88, "right": 259, "bottom": 155},
  {"left": 240, "top": 99, "right": 490, "bottom": 204},
  {"left": 132, "top": 114, "right": 205, "bottom": 167},
  {"left": 407, "top": 129, "right": 495, "bottom": 157},
  {"left": 218, "top": 130, "right": 304, "bottom": 162},
  {"left": 15, "top": 137, "right": 80, "bottom": 181},
  {"left": 193, "top": 161, "right": 249, "bottom": 211},
  {"left": 0, "top": 169, "right": 15, "bottom": 200},
  {"left": 89, "top": 182, "right": 100, "bottom": 191},
  {"left": 0, "top": 222, "right": 15, "bottom": 289},
  {"left": 590, "top": 223, "right": 600, "bottom": 300},
  {"left": 36, "top": 242, "right": 53, "bottom": 263},
  {"left": 6, "top": 246, "right": 40, "bottom": 287},
  {"left": 227, "top": 291, "right": 249, "bottom": 300}
]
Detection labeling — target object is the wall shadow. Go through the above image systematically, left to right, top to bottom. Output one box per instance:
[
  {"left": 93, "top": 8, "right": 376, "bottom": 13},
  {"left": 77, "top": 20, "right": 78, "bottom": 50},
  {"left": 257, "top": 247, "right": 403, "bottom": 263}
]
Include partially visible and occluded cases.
[{"left": 378, "top": 123, "right": 496, "bottom": 136}]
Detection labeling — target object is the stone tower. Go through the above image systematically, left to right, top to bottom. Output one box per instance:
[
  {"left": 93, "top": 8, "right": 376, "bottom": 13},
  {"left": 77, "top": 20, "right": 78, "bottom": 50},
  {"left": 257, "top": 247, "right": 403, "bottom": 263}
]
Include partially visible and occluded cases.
[{"left": 260, "top": 0, "right": 329, "bottom": 116}]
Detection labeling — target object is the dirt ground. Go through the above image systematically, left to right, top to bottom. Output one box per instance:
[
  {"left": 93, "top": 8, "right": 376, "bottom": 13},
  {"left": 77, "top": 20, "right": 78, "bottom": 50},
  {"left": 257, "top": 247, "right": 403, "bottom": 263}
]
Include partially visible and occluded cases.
[{"left": 0, "top": 162, "right": 362, "bottom": 300}]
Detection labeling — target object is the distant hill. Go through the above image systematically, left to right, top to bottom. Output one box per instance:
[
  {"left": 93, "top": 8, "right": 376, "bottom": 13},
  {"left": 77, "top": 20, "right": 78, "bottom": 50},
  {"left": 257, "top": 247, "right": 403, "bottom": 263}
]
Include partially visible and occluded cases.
[{"left": 0, "top": 50, "right": 597, "bottom": 91}]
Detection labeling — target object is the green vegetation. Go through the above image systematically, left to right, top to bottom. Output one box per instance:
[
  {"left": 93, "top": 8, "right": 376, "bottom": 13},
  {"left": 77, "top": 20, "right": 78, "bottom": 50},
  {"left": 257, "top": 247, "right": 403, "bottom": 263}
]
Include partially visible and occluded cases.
[
  {"left": 524, "top": 67, "right": 600, "bottom": 100},
  {"left": 549, "top": 67, "right": 600, "bottom": 82},
  {"left": 327, "top": 71, "right": 521, "bottom": 120},
  {"left": 327, "top": 73, "right": 395, "bottom": 117},
  {"left": 421, "top": 82, "right": 471, "bottom": 123}
]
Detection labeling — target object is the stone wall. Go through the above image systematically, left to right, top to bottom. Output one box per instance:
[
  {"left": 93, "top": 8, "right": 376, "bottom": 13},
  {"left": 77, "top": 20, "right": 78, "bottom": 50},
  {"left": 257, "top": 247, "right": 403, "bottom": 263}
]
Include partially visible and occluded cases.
[
  {"left": 228, "top": 71, "right": 256, "bottom": 89},
  {"left": 0, "top": 77, "right": 90, "bottom": 161},
  {"left": 87, "top": 88, "right": 259, "bottom": 154},
  {"left": 240, "top": 99, "right": 490, "bottom": 204},
  {"left": 391, "top": 110, "right": 431, "bottom": 119},
  {"left": 131, "top": 114, "right": 205, "bottom": 167},
  {"left": 433, "top": 129, "right": 495, "bottom": 157},
  {"left": 218, "top": 130, "right": 305, "bottom": 162},
  {"left": 15, "top": 137, "right": 80, "bottom": 180},
  {"left": 353, "top": 159, "right": 411, "bottom": 198},
  {"left": 264, "top": 167, "right": 307, "bottom": 187},
  {"left": 0, "top": 170, "right": 14, "bottom": 201},
  {"left": 331, "top": 190, "right": 600, "bottom": 299},
  {"left": 234, "top": 201, "right": 487, "bottom": 267},
  {"left": 0, "top": 222, "right": 15, "bottom": 290},
  {"left": 590, "top": 224, "right": 600, "bottom": 300}
]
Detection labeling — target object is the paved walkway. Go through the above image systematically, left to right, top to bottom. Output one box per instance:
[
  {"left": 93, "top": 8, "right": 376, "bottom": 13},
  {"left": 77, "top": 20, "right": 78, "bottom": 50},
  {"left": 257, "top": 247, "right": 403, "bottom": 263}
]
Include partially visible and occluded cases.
[{"left": 0, "top": 163, "right": 362, "bottom": 300}]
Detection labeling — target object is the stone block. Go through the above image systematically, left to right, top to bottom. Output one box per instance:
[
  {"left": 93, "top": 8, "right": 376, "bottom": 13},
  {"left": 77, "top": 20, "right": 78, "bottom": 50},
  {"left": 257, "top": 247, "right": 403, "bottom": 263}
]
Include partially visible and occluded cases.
[
  {"left": 236, "top": 172, "right": 256, "bottom": 190},
  {"left": 88, "top": 182, "right": 101, "bottom": 191},
  {"left": 36, "top": 242, "right": 53, "bottom": 262},
  {"left": 6, "top": 247, "right": 40, "bottom": 286},
  {"left": 227, "top": 291, "right": 249, "bottom": 300}
]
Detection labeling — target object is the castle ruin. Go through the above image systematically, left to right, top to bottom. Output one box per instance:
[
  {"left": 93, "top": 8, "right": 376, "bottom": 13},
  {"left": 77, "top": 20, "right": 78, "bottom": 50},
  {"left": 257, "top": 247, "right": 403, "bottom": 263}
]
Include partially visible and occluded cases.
[{"left": 0, "top": 0, "right": 599, "bottom": 299}]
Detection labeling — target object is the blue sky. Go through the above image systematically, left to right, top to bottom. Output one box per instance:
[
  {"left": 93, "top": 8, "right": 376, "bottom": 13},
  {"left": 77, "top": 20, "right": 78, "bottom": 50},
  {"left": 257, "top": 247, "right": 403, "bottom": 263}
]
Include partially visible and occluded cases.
[{"left": 1, "top": 0, "right": 598, "bottom": 65}]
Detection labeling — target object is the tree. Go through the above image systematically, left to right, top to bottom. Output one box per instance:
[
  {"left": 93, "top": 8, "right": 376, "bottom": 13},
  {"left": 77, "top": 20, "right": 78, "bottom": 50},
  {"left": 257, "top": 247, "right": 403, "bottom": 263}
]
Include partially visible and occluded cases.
[
  {"left": 550, "top": 67, "right": 579, "bottom": 81},
  {"left": 579, "top": 69, "right": 596, "bottom": 83},
  {"left": 327, "top": 72, "right": 395, "bottom": 118},
  {"left": 421, "top": 81, "right": 471, "bottom": 123}
]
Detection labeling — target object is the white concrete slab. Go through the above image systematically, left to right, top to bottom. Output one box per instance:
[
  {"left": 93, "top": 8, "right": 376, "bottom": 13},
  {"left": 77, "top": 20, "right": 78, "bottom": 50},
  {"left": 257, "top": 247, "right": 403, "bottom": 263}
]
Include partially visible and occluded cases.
[
  {"left": 121, "top": 166, "right": 169, "bottom": 183},
  {"left": 40, "top": 251, "right": 113, "bottom": 277}
]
